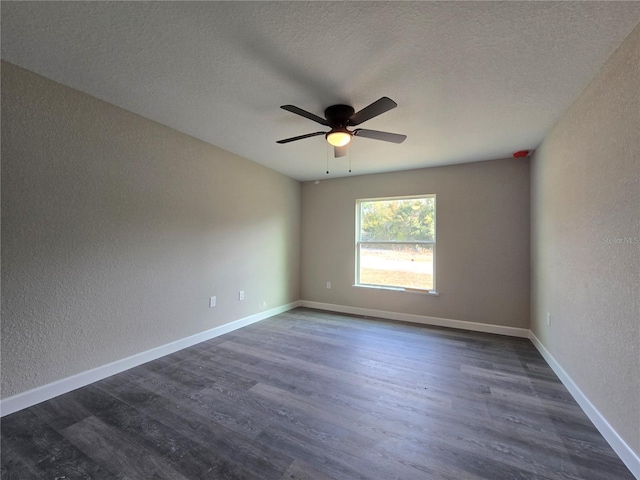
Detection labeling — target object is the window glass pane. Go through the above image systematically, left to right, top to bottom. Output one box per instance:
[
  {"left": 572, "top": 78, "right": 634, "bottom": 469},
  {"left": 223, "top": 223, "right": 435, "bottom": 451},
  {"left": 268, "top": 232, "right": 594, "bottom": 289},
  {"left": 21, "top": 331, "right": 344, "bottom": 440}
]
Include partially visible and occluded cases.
[
  {"left": 360, "top": 197, "right": 435, "bottom": 242},
  {"left": 359, "top": 243, "right": 434, "bottom": 290}
]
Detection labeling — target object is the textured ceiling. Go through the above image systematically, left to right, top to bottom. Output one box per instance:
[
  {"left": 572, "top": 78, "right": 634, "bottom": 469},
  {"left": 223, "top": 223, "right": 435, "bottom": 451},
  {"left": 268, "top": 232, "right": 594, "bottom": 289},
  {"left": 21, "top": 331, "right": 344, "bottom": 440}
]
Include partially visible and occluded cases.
[{"left": 2, "top": 2, "right": 640, "bottom": 181}]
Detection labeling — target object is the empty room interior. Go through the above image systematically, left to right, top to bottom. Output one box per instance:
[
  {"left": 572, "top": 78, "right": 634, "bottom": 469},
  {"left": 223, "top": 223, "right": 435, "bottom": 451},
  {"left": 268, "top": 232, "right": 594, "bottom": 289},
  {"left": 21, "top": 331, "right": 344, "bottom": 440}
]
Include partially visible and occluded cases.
[{"left": 1, "top": 2, "right": 639, "bottom": 479}]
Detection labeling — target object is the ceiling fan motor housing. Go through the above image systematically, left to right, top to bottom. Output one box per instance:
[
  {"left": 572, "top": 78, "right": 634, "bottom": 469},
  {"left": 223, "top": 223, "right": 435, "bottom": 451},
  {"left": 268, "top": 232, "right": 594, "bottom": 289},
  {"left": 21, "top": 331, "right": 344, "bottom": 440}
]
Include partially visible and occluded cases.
[{"left": 324, "top": 104, "right": 355, "bottom": 129}]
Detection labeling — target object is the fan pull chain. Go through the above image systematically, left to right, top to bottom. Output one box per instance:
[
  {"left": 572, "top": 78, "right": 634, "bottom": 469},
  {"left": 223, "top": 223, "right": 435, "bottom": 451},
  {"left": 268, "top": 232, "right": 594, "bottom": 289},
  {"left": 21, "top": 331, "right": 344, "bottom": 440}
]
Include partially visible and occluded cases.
[
  {"left": 326, "top": 143, "right": 330, "bottom": 174},
  {"left": 349, "top": 145, "right": 352, "bottom": 173}
]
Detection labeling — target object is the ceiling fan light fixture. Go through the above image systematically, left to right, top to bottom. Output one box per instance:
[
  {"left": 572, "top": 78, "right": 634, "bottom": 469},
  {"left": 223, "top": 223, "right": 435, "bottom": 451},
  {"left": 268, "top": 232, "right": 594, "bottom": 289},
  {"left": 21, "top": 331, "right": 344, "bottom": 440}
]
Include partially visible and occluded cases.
[{"left": 326, "top": 130, "right": 351, "bottom": 147}]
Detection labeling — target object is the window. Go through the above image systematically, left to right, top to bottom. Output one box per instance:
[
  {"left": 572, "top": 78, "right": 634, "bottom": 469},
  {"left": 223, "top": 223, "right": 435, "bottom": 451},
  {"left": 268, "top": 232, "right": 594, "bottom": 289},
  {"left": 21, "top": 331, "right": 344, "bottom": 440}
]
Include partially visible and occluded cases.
[{"left": 356, "top": 195, "right": 436, "bottom": 292}]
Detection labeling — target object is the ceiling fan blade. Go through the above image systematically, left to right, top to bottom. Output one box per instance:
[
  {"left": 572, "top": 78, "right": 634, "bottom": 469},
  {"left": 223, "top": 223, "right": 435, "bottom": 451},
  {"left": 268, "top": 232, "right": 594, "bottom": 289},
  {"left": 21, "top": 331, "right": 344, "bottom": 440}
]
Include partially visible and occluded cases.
[
  {"left": 348, "top": 97, "right": 398, "bottom": 126},
  {"left": 281, "top": 105, "right": 329, "bottom": 126},
  {"left": 353, "top": 129, "right": 407, "bottom": 144},
  {"left": 276, "top": 131, "right": 326, "bottom": 144},
  {"left": 334, "top": 145, "right": 347, "bottom": 158}
]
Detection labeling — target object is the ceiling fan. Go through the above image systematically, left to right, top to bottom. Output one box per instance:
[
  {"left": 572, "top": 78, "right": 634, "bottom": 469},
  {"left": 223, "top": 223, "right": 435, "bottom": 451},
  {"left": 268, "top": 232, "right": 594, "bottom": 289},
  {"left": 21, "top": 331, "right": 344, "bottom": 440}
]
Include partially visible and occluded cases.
[{"left": 277, "top": 97, "right": 407, "bottom": 157}]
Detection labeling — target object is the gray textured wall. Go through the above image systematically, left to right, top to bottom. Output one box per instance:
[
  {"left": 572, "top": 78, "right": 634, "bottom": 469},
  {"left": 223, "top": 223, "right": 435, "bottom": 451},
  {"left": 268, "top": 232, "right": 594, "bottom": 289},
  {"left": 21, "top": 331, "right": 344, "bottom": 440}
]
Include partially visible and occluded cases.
[
  {"left": 531, "top": 23, "right": 639, "bottom": 454},
  {"left": 1, "top": 62, "right": 301, "bottom": 398},
  {"left": 300, "top": 158, "right": 531, "bottom": 328}
]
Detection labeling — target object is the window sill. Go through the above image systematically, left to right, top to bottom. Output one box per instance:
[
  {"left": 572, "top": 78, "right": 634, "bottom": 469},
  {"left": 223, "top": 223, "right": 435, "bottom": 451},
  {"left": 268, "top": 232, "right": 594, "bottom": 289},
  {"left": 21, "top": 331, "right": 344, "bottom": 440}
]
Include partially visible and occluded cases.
[{"left": 353, "top": 284, "right": 439, "bottom": 296}]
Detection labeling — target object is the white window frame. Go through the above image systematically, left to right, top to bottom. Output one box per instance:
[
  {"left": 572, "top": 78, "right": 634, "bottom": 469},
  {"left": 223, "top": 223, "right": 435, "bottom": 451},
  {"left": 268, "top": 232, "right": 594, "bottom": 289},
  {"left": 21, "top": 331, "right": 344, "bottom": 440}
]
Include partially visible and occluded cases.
[{"left": 355, "top": 194, "right": 437, "bottom": 294}]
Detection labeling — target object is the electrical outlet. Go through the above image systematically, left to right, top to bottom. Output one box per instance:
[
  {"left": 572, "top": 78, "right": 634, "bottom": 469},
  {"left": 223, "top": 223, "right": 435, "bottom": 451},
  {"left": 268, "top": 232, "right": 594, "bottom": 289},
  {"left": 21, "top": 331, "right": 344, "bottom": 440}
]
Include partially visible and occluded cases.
[
  {"left": 326, "top": 281, "right": 331, "bottom": 289},
  {"left": 239, "top": 291, "right": 244, "bottom": 301},
  {"left": 209, "top": 296, "right": 216, "bottom": 308},
  {"left": 546, "top": 312, "right": 551, "bottom": 326}
]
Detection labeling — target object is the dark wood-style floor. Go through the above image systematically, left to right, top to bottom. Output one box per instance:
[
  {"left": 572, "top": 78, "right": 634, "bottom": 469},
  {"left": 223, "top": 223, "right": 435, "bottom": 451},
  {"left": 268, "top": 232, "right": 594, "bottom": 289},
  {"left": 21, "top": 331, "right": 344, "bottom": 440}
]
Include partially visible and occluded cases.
[{"left": 1, "top": 308, "right": 634, "bottom": 479}]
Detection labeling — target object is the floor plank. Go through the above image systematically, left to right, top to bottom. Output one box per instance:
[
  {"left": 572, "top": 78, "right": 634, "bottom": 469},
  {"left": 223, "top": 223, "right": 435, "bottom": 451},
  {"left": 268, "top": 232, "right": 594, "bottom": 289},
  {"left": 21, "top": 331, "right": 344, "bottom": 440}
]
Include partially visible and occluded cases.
[{"left": 1, "top": 308, "right": 634, "bottom": 479}]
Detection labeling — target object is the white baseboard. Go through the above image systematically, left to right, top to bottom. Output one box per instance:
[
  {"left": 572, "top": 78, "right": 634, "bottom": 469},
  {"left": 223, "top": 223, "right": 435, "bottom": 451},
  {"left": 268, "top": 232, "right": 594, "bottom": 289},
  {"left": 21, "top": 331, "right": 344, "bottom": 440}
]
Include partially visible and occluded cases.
[
  {"left": 298, "top": 300, "right": 530, "bottom": 338},
  {"left": 0, "top": 301, "right": 300, "bottom": 417},
  {"left": 528, "top": 331, "right": 640, "bottom": 479}
]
